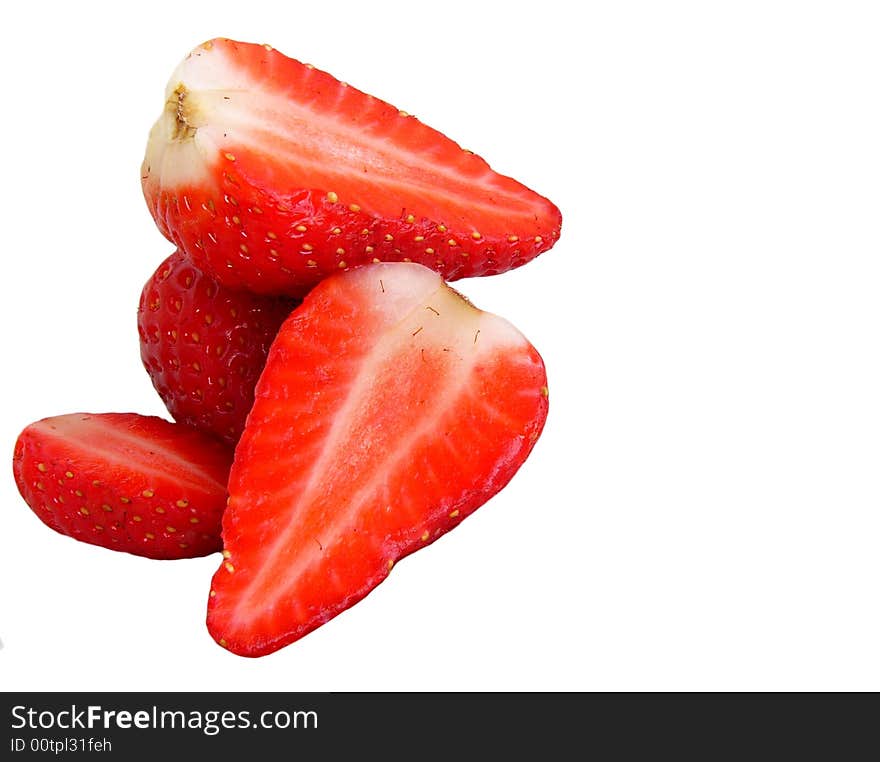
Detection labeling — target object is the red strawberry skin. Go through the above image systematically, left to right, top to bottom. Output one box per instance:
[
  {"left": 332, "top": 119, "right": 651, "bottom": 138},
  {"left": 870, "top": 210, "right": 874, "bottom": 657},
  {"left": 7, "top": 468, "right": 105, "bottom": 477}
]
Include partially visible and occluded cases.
[
  {"left": 142, "top": 38, "right": 562, "bottom": 297},
  {"left": 138, "top": 249, "right": 298, "bottom": 445},
  {"left": 208, "top": 262, "right": 548, "bottom": 656},
  {"left": 13, "top": 413, "right": 233, "bottom": 560}
]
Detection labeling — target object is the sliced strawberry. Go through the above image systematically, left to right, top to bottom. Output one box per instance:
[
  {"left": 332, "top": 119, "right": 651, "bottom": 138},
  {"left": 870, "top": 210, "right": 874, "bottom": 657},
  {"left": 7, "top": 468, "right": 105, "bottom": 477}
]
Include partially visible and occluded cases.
[
  {"left": 141, "top": 38, "right": 562, "bottom": 297},
  {"left": 138, "top": 249, "right": 298, "bottom": 445},
  {"left": 208, "top": 262, "right": 548, "bottom": 656},
  {"left": 13, "top": 413, "right": 233, "bottom": 560}
]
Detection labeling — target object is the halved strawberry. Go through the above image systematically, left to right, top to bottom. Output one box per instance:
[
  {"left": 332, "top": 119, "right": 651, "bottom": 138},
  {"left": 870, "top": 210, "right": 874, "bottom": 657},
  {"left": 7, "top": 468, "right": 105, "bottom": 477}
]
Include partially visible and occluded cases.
[
  {"left": 142, "top": 38, "right": 562, "bottom": 297},
  {"left": 138, "top": 249, "right": 298, "bottom": 446},
  {"left": 208, "top": 262, "right": 548, "bottom": 656},
  {"left": 13, "top": 413, "right": 233, "bottom": 560}
]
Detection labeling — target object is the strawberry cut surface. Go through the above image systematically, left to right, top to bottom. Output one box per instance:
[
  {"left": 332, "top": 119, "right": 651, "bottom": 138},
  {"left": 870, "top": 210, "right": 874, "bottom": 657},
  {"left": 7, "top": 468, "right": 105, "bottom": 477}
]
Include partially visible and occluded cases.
[
  {"left": 142, "top": 38, "right": 562, "bottom": 296},
  {"left": 138, "top": 249, "right": 298, "bottom": 445},
  {"left": 208, "top": 262, "right": 548, "bottom": 656},
  {"left": 13, "top": 413, "right": 233, "bottom": 560}
]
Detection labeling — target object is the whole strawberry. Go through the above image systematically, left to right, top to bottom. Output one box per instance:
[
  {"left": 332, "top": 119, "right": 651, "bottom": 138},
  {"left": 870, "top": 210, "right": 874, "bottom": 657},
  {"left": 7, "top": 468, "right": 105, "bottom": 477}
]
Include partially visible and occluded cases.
[
  {"left": 138, "top": 249, "right": 298, "bottom": 446},
  {"left": 13, "top": 412, "right": 233, "bottom": 560}
]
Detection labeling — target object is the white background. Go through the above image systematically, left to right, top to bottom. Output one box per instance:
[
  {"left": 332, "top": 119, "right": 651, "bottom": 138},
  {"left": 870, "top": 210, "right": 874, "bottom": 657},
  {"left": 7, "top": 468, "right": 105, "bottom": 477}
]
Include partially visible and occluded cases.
[{"left": 1, "top": 1, "right": 878, "bottom": 691}]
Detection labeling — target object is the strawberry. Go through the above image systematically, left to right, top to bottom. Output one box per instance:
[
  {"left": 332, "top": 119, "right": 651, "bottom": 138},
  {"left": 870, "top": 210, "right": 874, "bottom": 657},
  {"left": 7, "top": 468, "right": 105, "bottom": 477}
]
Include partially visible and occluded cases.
[
  {"left": 141, "top": 38, "right": 562, "bottom": 297},
  {"left": 137, "top": 249, "right": 298, "bottom": 446},
  {"left": 207, "top": 262, "right": 549, "bottom": 656},
  {"left": 13, "top": 413, "right": 233, "bottom": 560}
]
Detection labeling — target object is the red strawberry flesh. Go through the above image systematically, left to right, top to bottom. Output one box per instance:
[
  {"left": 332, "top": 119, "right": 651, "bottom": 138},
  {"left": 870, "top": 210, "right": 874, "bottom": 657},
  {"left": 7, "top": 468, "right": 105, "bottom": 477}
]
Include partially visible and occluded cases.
[
  {"left": 142, "top": 38, "right": 562, "bottom": 296},
  {"left": 208, "top": 262, "right": 548, "bottom": 655},
  {"left": 13, "top": 413, "right": 233, "bottom": 560}
]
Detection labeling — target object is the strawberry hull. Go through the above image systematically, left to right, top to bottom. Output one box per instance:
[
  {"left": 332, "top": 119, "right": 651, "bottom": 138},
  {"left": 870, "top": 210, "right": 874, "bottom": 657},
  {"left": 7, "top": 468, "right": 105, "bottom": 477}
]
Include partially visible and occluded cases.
[{"left": 142, "top": 38, "right": 562, "bottom": 297}]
